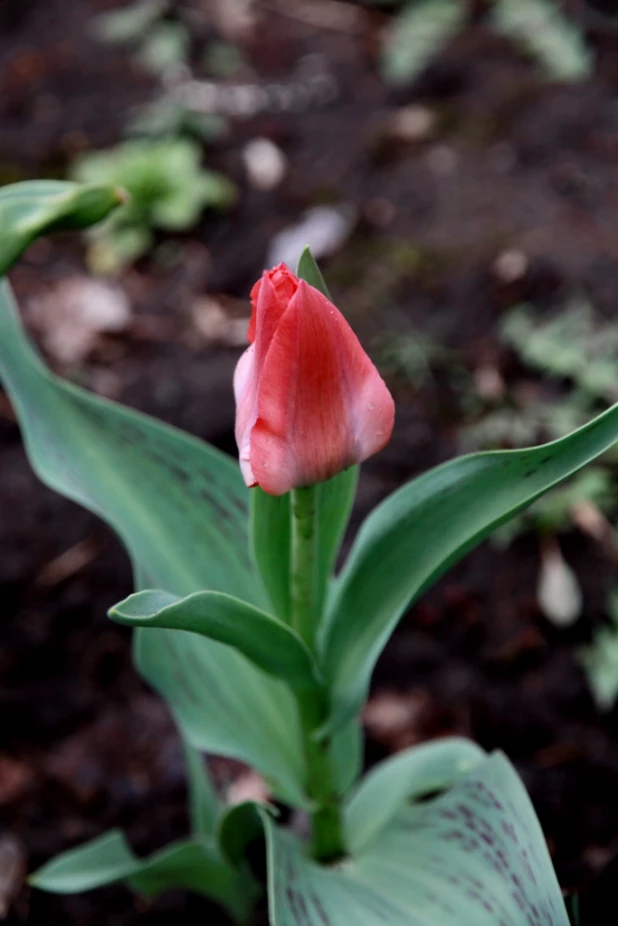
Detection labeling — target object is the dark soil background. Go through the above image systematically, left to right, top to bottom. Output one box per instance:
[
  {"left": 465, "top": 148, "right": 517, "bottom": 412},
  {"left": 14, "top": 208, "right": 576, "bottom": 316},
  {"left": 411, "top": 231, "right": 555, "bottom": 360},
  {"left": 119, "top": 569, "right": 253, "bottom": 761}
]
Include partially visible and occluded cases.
[{"left": 3, "top": 0, "right": 618, "bottom": 923}]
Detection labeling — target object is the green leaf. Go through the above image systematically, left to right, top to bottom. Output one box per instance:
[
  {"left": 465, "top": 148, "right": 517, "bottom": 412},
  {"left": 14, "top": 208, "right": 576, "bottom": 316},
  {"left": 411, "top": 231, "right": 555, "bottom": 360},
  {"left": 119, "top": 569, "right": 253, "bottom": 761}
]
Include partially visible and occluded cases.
[
  {"left": 93, "top": 0, "right": 168, "bottom": 44},
  {"left": 381, "top": 0, "right": 467, "bottom": 86},
  {"left": 491, "top": 0, "right": 592, "bottom": 81},
  {"left": 138, "top": 21, "right": 189, "bottom": 76},
  {"left": 0, "top": 180, "right": 124, "bottom": 275},
  {"left": 297, "top": 246, "right": 333, "bottom": 300},
  {"left": 0, "top": 278, "right": 306, "bottom": 806},
  {"left": 322, "top": 399, "right": 618, "bottom": 730},
  {"left": 315, "top": 468, "right": 359, "bottom": 615},
  {"left": 251, "top": 488, "right": 293, "bottom": 622},
  {"left": 580, "top": 587, "right": 618, "bottom": 710},
  {"left": 111, "top": 589, "right": 321, "bottom": 690},
  {"left": 329, "top": 716, "right": 363, "bottom": 796},
  {"left": 181, "top": 733, "right": 220, "bottom": 838},
  {"left": 342, "top": 734, "right": 477, "bottom": 853},
  {"left": 345, "top": 737, "right": 486, "bottom": 853},
  {"left": 262, "top": 754, "right": 569, "bottom": 925},
  {"left": 218, "top": 802, "right": 267, "bottom": 868},
  {"left": 30, "top": 830, "right": 255, "bottom": 922},
  {"left": 31, "top": 831, "right": 136, "bottom": 893}
]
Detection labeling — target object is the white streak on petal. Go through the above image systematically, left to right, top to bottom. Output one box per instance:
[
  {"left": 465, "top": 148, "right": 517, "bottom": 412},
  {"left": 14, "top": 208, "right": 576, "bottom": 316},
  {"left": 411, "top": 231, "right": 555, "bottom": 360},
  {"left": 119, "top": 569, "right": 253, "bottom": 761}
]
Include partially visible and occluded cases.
[{"left": 233, "top": 344, "right": 258, "bottom": 487}]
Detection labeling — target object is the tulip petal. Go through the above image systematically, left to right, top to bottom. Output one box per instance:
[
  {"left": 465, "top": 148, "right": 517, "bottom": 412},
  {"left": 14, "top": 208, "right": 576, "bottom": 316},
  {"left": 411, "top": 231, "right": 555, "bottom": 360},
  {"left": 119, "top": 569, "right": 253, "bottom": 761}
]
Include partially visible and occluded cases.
[
  {"left": 247, "top": 264, "right": 296, "bottom": 345},
  {"left": 236, "top": 267, "right": 301, "bottom": 488},
  {"left": 251, "top": 281, "right": 394, "bottom": 496},
  {"left": 233, "top": 344, "right": 258, "bottom": 487}
]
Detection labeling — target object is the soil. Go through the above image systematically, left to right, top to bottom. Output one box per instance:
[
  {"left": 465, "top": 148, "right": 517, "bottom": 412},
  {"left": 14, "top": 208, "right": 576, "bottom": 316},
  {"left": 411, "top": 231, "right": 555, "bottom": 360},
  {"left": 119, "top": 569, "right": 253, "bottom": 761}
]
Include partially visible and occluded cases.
[{"left": 3, "top": 1, "right": 618, "bottom": 923}]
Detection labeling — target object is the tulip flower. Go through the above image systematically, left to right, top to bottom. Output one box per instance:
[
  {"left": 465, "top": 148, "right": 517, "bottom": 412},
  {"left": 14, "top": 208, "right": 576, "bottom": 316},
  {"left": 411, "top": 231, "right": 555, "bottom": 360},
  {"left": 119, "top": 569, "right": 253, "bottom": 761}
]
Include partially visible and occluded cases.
[{"left": 234, "top": 264, "right": 395, "bottom": 496}]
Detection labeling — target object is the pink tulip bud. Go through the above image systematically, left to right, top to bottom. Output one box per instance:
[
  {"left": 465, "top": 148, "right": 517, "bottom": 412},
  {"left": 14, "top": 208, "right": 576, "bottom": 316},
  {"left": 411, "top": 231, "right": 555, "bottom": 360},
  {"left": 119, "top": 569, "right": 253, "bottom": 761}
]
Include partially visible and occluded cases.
[{"left": 234, "top": 264, "right": 395, "bottom": 496}]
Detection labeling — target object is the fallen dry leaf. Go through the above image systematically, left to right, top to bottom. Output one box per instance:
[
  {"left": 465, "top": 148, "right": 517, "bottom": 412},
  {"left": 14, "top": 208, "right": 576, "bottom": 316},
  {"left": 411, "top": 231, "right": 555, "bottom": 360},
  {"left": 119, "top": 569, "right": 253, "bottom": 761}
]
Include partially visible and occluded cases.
[
  {"left": 28, "top": 277, "right": 132, "bottom": 365},
  {"left": 190, "top": 298, "right": 249, "bottom": 346},
  {"left": 363, "top": 689, "right": 431, "bottom": 751},
  {"left": 0, "top": 756, "right": 33, "bottom": 805},
  {"left": 225, "top": 769, "right": 269, "bottom": 806},
  {"left": 0, "top": 834, "right": 25, "bottom": 917}
]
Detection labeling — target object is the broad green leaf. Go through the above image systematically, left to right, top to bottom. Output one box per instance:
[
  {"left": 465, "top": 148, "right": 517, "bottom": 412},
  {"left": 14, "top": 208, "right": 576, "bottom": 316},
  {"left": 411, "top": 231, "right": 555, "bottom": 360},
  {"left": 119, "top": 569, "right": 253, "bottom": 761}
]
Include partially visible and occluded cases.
[
  {"left": 381, "top": 0, "right": 467, "bottom": 86},
  {"left": 491, "top": 0, "right": 592, "bottom": 81},
  {"left": 0, "top": 180, "right": 124, "bottom": 274},
  {"left": 0, "top": 279, "right": 306, "bottom": 806},
  {"left": 322, "top": 399, "right": 618, "bottom": 730},
  {"left": 315, "top": 468, "right": 359, "bottom": 615},
  {"left": 251, "top": 488, "right": 293, "bottom": 622},
  {"left": 111, "top": 589, "right": 321, "bottom": 690},
  {"left": 329, "top": 715, "right": 364, "bottom": 796},
  {"left": 181, "top": 733, "right": 220, "bottom": 838},
  {"left": 345, "top": 737, "right": 486, "bottom": 853},
  {"left": 263, "top": 754, "right": 569, "bottom": 925},
  {"left": 218, "top": 802, "right": 268, "bottom": 868},
  {"left": 30, "top": 830, "right": 254, "bottom": 922},
  {"left": 31, "top": 831, "right": 136, "bottom": 893}
]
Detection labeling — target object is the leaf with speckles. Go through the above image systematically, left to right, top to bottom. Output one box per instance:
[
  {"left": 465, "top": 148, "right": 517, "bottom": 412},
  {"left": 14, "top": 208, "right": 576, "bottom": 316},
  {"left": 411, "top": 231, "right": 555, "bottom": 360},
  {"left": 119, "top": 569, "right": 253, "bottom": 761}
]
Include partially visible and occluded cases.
[
  {"left": 0, "top": 278, "right": 306, "bottom": 806},
  {"left": 322, "top": 399, "right": 618, "bottom": 732},
  {"left": 345, "top": 737, "right": 486, "bottom": 854},
  {"left": 263, "top": 753, "right": 569, "bottom": 925}
]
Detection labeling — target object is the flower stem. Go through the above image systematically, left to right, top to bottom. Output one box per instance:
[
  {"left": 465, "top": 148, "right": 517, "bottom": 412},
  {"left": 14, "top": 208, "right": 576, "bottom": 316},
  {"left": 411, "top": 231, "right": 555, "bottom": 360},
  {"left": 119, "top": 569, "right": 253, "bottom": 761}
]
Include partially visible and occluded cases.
[
  {"left": 291, "top": 485, "right": 345, "bottom": 862},
  {"left": 291, "top": 486, "right": 318, "bottom": 650},
  {"left": 297, "top": 692, "right": 346, "bottom": 862}
]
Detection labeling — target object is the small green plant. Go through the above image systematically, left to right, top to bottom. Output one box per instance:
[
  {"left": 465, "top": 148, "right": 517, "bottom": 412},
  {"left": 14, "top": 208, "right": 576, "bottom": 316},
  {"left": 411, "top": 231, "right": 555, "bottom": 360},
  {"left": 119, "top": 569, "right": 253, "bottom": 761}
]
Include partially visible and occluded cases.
[
  {"left": 92, "top": 0, "right": 238, "bottom": 144},
  {"left": 93, "top": 0, "right": 189, "bottom": 79},
  {"left": 381, "top": 0, "right": 592, "bottom": 85},
  {"left": 126, "top": 98, "right": 226, "bottom": 142},
  {"left": 71, "top": 138, "right": 235, "bottom": 272},
  {"left": 463, "top": 295, "right": 618, "bottom": 453},
  {"left": 459, "top": 298, "right": 618, "bottom": 625},
  {"left": 502, "top": 299, "right": 618, "bottom": 406},
  {"left": 376, "top": 326, "right": 445, "bottom": 388},
  {"left": 581, "top": 587, "right": 618, "bottom": 710}
]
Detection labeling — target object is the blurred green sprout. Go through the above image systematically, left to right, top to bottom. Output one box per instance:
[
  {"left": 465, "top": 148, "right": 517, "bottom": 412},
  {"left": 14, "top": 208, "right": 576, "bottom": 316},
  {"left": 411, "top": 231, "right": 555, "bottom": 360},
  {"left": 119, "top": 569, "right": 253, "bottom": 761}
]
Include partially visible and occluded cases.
[
  {"left": 93, "top": 0, "right": 189, "bottom": 78},
  {"left": 380, "top": 0, "right": 592, "bottom": 86},
  {"left": 72, "top": 138, "right": 235, "bottom": 273},
  {"left": 461, "top": 297, "right": 618, "bottom": 548},
  {"left": 502, "top": 299, "right": 618, "bottom": 405},
  {"left": 581, "top": 587, "right": 618, "bottom": 710}
]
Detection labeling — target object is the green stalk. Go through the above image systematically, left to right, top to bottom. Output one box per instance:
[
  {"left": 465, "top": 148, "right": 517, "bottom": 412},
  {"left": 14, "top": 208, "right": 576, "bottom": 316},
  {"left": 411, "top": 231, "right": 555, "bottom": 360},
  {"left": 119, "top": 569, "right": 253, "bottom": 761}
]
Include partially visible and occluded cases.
[
  {"left": 290, "top": 485, "right": 345, "bottom": 862},
  {"left": 291, "top": 486, "right": 318, "bottom": 649}
]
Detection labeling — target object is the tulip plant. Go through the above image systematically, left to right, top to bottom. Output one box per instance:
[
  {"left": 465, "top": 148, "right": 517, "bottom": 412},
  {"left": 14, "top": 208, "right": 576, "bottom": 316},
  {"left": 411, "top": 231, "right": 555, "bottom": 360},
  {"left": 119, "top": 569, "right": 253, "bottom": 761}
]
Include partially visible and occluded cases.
[{"left": 5, "top": 180, "right": 618, "bottom": 925}]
